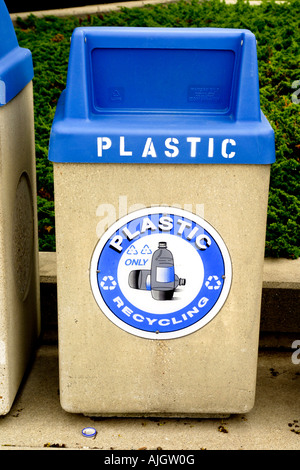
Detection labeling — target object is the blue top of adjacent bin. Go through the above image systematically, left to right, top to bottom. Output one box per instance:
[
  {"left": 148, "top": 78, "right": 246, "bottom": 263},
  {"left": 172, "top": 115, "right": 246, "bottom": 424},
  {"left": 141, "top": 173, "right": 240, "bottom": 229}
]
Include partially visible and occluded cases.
[
  {"left": 0, "top": 0, "right": 33, "bottom": 106},
  {"left": 48, "top": 27, "right": 275, "bottom": 164}
]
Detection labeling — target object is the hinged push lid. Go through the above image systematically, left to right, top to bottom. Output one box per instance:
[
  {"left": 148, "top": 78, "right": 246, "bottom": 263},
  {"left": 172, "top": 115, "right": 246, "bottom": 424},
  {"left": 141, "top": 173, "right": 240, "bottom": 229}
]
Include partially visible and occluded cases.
[
  {"left": 0, "top": 0, "right": 33, "bottom": 106},
  {"left": 49, "top": 27, "right": 275, "bottom": 164}
]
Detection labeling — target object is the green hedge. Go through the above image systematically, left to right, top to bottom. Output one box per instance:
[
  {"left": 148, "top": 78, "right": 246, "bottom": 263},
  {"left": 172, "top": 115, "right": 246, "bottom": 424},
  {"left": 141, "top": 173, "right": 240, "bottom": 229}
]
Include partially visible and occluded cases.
[{"left": 15, "top": 0, "right": 300, "bottom": 258}]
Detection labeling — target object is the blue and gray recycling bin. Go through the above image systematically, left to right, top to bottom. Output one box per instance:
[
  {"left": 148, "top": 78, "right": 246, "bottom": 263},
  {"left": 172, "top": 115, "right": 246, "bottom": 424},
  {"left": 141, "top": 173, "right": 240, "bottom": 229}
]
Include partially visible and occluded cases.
[
  {"left": 0, "top": 0, "right": 40, "bottom": 415},
  {"left": 49, "top": 27, "right": 275, "bottom": 416}
]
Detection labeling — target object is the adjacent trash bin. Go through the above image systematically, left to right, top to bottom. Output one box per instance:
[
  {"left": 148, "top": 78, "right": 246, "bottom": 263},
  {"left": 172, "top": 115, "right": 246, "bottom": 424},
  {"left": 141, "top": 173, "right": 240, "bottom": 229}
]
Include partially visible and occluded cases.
[
  {"left": 0, "top": 0, "right": 40, "bottom": 415},
  {"left": 49, "top": 27, "right": 275, "bottom": 416}
]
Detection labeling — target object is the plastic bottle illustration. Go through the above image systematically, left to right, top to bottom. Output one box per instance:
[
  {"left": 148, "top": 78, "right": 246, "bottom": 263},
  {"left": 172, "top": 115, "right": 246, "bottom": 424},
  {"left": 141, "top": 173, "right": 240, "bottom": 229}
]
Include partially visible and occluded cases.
[{"left": 128, "top": 241, "right": 186, "bottom": 300}]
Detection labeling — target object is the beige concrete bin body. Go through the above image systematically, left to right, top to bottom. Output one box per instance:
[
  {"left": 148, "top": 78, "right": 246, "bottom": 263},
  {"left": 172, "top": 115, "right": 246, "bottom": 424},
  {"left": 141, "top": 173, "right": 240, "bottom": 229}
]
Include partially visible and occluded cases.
[
  {"left": 0, "top": 2, "right": 40, "bottom": 415},
  {"left": 49, "top": 27, "right": 275, "bottom": 416}
]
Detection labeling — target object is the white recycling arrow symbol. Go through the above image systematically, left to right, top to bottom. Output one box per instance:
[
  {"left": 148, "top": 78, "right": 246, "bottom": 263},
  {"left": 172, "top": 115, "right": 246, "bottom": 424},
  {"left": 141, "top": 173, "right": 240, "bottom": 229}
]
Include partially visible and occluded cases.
[
  {"left": 100, "top": 275, "right": 117, "bottom": 290},
  {"left": 205, "top": 275, "right": 222, "bottom": 290}
]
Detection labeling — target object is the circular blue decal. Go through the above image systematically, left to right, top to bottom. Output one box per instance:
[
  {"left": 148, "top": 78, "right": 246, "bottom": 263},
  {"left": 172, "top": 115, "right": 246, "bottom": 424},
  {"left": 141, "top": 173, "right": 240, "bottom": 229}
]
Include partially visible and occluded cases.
[{"left": 90, "top": 207, "right": 232, "bottom": 339}]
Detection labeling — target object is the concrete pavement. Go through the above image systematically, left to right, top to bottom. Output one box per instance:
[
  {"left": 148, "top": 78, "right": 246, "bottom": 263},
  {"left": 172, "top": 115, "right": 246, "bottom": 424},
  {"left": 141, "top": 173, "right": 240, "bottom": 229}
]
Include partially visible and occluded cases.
[{"left": 0, "top": 345, "right": 299, "bottom": 450}]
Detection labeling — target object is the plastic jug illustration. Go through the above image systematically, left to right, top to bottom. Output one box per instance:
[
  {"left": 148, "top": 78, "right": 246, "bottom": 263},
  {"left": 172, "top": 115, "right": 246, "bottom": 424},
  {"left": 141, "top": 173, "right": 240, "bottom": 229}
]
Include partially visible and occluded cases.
[{"left": 128, "top": 241, "right": 186, "bottom": 300}]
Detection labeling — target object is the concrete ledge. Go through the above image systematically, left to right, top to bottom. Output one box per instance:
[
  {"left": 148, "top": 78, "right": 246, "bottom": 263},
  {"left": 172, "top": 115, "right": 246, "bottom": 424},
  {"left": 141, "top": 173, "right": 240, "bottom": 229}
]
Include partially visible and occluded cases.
[
  {"left": 9, "top": 0, "right": 176, "bottom": 24},
  {"left": 10, "top": 0, "right": 286, "bottom": 24},
  {"left": 39, "top": 251, "right": 300, "bottom": 289},
  {"left": 39, "top": 251, "right": 57, "bottom": 284},
  {"left": 38, "top": 252, "right": 300, "bottom": 347},
  {"left": 263, "top": 258, "right": 300, "bottom": 290}
]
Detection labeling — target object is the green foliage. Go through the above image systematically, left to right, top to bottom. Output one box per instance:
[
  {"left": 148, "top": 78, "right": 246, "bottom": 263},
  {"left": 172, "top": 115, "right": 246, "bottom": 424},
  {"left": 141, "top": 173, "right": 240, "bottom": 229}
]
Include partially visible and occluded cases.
[{"left": 15, "top": 0, "right": 300, "bottom": 257}]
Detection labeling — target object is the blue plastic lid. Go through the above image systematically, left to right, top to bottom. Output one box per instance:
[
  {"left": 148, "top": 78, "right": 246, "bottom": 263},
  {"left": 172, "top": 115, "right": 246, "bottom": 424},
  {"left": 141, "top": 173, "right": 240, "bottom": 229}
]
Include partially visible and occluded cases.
[
  {"left": 0, "top": 0, "right": 33, "bottom": 106},
  {"left": 48, "top": 27, "right": 275, "bottom": 164}
]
